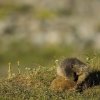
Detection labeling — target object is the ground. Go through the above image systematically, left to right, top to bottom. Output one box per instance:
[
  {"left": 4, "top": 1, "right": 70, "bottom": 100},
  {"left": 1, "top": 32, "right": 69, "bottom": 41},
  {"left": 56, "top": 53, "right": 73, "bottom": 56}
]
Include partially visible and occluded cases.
[{"left": 0, "top": 57, "right": 100, "bottom": 100}]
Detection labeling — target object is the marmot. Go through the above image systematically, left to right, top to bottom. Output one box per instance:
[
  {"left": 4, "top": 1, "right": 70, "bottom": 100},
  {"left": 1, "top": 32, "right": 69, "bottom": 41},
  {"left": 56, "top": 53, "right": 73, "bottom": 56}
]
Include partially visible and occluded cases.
[
  {"left": 57, "top": 58, "right": 89, "bottom": 90},
  {"left": 76, "top": 70, "right": 100, "bottom": 92},
  {"left": 50, "top": 76, "right": 76, "bottom": 92}
]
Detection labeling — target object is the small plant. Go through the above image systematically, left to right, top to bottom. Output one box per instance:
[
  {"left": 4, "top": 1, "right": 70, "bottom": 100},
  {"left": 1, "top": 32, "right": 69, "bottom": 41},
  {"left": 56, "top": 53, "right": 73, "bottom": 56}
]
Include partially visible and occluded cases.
[
  {"left": 17, "top": 60, "right": 21, "bottom": 74},
  {"left": 8, "top": 62, "right": 12, "bottom": 79}
]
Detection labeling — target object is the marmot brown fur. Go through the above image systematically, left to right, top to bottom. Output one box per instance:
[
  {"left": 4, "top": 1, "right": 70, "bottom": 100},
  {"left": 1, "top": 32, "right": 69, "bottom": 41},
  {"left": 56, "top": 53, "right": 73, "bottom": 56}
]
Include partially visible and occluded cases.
[{"left": 50, "top": 76, "right": 76, "bottom": 92}]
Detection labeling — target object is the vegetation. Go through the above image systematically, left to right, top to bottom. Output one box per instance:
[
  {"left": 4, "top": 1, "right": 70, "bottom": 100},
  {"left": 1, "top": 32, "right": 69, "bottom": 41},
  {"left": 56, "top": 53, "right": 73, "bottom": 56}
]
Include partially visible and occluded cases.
[
  {"left": 0, "top": 1, "right": 100, "bottom": 100},
  {"left": 0, "top": 44, "right": 100, "bottom": 100}
]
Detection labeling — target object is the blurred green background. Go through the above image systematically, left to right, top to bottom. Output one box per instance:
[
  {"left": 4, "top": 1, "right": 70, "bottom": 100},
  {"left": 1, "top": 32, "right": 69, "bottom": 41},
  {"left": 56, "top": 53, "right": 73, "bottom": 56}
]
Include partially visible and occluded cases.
[{"left": 0, "top": 0, "right": 100, "bottom": 77}]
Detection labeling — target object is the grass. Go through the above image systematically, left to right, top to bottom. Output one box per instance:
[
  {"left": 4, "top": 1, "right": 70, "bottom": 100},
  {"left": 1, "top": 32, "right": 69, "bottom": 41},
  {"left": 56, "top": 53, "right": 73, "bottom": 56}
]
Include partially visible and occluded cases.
[
  {"left": 0, "top": 40, "right": 75, "bottom": 66},
  {"left": 0, "top": 41, "right": 100, "bottom": 100},
  {"left": 0, "top": 55, "right": 100, "bottom": 100}
]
